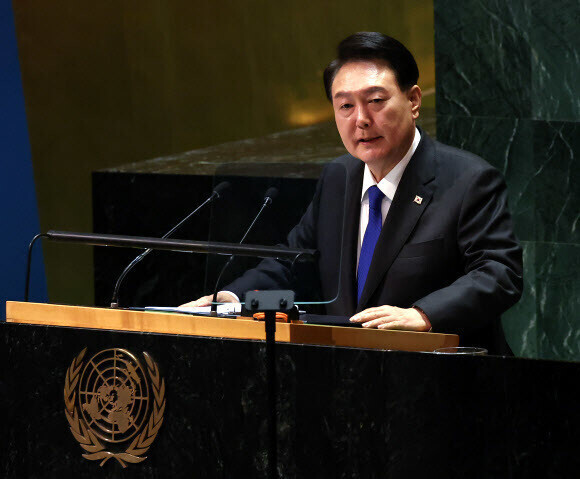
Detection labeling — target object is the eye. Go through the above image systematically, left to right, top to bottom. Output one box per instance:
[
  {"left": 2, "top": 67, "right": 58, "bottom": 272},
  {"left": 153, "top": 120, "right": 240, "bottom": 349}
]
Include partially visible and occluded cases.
[
  {"left": 370, "top": 98, "right": 385, "bottom": 104},
  {"left": 340, "top": 103, "right": 353, "bottom": 110}
]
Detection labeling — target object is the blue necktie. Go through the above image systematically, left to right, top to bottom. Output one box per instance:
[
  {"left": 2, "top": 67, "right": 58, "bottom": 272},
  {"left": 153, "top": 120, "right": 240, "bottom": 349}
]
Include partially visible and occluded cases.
[{"left": 357, "top": 185, "right": 385, "bottom": 302}]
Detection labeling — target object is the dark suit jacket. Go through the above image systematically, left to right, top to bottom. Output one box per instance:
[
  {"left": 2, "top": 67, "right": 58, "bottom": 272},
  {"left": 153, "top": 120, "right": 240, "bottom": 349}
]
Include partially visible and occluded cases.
[{"left": 227, "top": 132, "right": 523, "bottom": 355}]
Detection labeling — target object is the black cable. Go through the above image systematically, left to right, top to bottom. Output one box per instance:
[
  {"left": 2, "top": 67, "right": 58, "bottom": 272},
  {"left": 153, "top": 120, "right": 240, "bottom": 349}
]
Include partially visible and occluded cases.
[{"left": 24, "top": 233, "right": 48, "bottom": 302}]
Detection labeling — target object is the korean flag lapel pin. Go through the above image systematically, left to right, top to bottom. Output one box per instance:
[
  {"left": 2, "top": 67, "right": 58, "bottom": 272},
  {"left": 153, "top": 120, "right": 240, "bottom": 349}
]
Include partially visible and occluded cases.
[{"left": 413, "top": 195, "right": 423, "bottom": 205}]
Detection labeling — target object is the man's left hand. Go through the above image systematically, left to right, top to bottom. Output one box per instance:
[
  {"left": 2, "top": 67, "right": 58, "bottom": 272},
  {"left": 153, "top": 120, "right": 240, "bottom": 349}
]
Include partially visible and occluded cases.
[{"left": 350, "top": 305, "right": 431, "bottom": 331}]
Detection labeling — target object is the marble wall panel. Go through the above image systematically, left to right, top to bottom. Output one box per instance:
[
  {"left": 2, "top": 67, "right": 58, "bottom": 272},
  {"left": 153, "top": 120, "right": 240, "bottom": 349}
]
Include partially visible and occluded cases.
[
  {"left": 434, "top": 0, "right": 532, "bottom": 118},
  {"left": 435, "top": 0, "right": 580, "bottom": 360},
  {"left": 436, "top": 0, "right": 579, "bottom": 121},
  {"left": 530, "top": 0, "right": 580, "bottom": 120},
  {"left": 428, "top": 115, "right": 543, "bottom": 357},
  {"left": 435, "top": 115, "right": 580, "bottom": 359},
  {"left": 436, "top": 116, "right": 535, "bottom": 242},
  {"left": 533, "top": 121, "right": 580, "bottom": 244},
  {"left": 502, "top": 241, "right": 538, "bottom": 358},
  {"left": 536, "top": 242, "right": 580, "bottom": 361}
]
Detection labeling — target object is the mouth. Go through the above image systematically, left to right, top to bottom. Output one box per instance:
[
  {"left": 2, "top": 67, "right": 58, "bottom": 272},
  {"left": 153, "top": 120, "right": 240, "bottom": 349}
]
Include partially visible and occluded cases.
[{"left": 357, "top": 136, "right": 382, "bottom": 144}]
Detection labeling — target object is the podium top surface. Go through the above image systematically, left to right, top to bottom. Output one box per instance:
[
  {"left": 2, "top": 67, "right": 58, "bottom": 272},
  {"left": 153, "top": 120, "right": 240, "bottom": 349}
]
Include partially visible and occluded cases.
[{"left": 6, "top": 301, "right": 458, "bottom": 353}]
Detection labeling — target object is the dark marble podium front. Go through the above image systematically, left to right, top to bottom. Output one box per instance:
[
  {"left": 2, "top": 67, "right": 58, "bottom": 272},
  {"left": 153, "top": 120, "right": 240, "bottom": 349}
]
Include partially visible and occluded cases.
[{"left": 1, "top": 321, "right": 579, "bottom": 478}]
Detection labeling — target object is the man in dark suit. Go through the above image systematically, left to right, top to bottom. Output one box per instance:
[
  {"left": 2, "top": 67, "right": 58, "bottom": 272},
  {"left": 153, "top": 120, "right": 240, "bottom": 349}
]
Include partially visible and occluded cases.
[{"left": 183, "top": 32, "right": 523, "bottom": 354}]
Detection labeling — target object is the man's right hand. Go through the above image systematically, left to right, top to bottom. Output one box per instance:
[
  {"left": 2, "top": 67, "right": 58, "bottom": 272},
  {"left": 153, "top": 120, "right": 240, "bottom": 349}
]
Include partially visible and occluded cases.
[{"left": 179, "top": 291, "right": 239, "bottom": 308}]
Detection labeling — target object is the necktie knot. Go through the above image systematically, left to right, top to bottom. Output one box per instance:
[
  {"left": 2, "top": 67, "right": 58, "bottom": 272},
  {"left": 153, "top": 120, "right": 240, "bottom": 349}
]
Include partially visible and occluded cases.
[{"left": 368, "top": 185, "right": 384, "bottom": 211}]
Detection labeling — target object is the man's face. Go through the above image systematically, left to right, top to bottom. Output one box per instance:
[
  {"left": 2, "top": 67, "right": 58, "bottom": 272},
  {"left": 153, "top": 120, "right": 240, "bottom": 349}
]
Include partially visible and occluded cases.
[{"left": 331, "top": 60, "right": 421, "bottom": 176}]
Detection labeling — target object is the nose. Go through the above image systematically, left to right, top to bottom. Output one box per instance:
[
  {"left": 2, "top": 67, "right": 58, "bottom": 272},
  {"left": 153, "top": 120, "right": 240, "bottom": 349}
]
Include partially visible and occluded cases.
[{"left": 355, "top": 104, "right": 371, "bottom": 129}]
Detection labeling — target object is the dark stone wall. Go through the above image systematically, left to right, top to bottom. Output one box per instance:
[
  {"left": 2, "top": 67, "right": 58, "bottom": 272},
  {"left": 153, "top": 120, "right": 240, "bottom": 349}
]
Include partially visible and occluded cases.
[
  {"left": 434, "top": 0, "right": 580, "bottom": 360},
  {"left": 2, "top": 321, "right": 580, "bottom": 478}
]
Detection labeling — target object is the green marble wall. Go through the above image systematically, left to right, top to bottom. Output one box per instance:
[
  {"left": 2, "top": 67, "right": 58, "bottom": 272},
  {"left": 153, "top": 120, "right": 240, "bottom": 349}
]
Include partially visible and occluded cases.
[{"left": 434, "top": 0, "right": 580, "bottom": 360}]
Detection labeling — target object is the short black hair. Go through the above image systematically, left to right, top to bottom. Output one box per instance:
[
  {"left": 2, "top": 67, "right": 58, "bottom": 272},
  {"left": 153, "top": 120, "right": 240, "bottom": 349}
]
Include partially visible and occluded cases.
[{"left": 323, "top": 32, "right": 419, "bottom": 101}]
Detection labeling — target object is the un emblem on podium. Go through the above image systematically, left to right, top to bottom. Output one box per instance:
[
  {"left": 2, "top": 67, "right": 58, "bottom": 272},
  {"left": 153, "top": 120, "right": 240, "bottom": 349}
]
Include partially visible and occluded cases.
[{"left": 64, "top": 348, "right": 165, "bottom": 467}]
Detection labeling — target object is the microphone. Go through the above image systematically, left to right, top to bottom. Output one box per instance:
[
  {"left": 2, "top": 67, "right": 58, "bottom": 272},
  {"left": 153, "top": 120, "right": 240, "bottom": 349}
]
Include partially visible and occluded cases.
[
  {"left": 110, "top": 181, "right": 230, "bottom": 308},
  {"left": 209, "top": 181, "right": 231, "bottom": 200},
  {"left": 210, "top": 186, "right": 279, "bottom": 313},
  {"left": 263, "top": 186, "right": 278, "bottom": 205}
]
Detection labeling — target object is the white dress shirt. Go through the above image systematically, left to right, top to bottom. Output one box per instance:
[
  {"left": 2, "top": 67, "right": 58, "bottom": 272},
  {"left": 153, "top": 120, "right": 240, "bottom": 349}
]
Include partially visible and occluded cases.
[
  {"left": 224, "top": 127, "right": 421, "bottom": 303},
  {"left": 356, "top": 127, "right": 421, "bottom": 270}
]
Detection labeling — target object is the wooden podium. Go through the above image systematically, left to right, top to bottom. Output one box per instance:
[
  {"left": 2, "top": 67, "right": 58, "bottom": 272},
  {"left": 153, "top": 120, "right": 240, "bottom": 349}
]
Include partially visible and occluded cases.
[
  {"left": 3, "top": 300, "right": 459, "bottom": 479},
  {"left": 6, "top": 301, "right": 459, "bottom": 352},
  {"left": 8, "top": 301, "right": 579, "bottom": 478}
]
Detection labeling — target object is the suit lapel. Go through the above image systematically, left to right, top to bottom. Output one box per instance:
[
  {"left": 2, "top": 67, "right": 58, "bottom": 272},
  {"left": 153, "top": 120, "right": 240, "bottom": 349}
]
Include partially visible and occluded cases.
[
  {"left": 357, "top": 134, "right": 436, "bottom": 311},
  {"left": 337, "top": 158, "right": 364, "bottom": 314}
]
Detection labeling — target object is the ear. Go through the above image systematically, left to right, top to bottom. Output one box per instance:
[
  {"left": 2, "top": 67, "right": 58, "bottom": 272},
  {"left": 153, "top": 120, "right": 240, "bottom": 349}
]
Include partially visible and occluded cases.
[{"left": 408, "top": 85, "right": 422, "bottom": 119}]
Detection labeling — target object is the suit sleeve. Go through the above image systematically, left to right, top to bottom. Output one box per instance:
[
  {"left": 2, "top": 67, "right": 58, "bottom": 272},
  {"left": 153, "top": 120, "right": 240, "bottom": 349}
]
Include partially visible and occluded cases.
[
  {"left": 223, "top": 167, "right": 324, "bottom": 300},
  {"left": 413, "top": 167, "right": 523, "bottom": 336}
]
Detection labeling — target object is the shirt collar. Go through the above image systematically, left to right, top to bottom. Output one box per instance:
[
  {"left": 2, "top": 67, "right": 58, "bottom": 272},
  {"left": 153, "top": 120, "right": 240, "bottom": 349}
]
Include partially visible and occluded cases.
[{"left": 361, "top": 127, "right": 421, "bottom": 202}]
